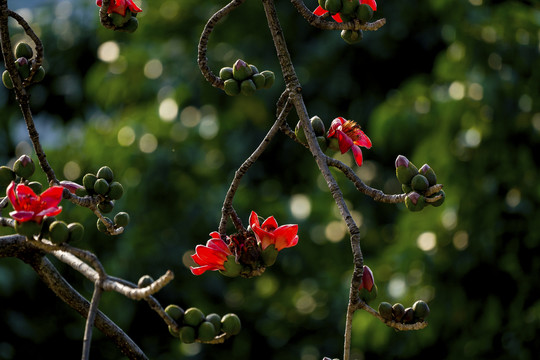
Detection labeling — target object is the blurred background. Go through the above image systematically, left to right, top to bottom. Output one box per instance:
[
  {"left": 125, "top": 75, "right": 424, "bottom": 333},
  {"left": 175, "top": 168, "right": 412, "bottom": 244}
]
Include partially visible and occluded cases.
[{"left": 1, "top": 0, "right": 539, "bottom": 359}]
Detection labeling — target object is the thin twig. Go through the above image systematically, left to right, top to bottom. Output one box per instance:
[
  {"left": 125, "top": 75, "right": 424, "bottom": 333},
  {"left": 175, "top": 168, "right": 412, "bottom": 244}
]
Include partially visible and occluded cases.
[
  {"left": 197, "top": 0, "right": 247, "bottom": 89},
  {"left": 218, "top": 94, "right": 292, "bottom": 235},
  {"left": 82, "top": 281, "right": 104, "bottom": 360}
]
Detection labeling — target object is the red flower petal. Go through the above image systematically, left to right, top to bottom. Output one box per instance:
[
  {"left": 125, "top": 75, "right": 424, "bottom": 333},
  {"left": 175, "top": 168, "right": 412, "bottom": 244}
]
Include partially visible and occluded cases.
[
  {"left": 361, "top": 0, "right": 377, "bottom": 12},
  {"left": 313, "top": 6, "right": 328, "bottom": 16},
  {"left": 331, "top": 13, "right": 343, "bottom": 23},
  {"left": 337, "top": 130, "right": 354, "bottom": 154},
  {"left": 354, "top": 131, "right": 372, "bottom": 149},
  {"left": 351, "top": 145, "right": 364, "bottom": 167},
  {"left": 6, "top": 182, "right": 18, "bottom": 209},
  {"left": 40, "top": 186, "right": 64, "bottom": 208},
  {"left": 36, "top": 207, "right": 62, "bottom": 219},
  {"left": 9, "top": 210, "right": 36, "bottom": 222},
  {"left": 249, "top": 211, "right": 260, "bottom": 228},
  {"left": 260, "top": 216, "right": 278, "bottom": 231},
  {"left": 273, "top": 225, "right": 299, "bottom": 251},
  {"left": 194, "top": 245, "right": 228, "bottom": 264},
  {"left": 190, "top": 265, "right": 213, "bottom": 275}
]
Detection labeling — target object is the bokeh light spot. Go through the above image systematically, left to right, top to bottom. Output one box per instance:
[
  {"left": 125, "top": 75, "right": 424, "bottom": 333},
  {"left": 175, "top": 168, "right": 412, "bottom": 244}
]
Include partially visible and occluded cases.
[
  {"left": 97, "top": 41, "right": 120, "bottom": 63},
  {"left": 144, "top": 59, "right": 163, "bottom": 79},
  {"left": 449, "top": 81, "right": 465, "bottom": 100},
  {"left": 159, "top": 98, "right": 178, "bottom": 122},
  {"left": 180, "top": 106, "right": 201, "bottom": 128},
  {"left": 117, "top": 126, "right": 136, "bottom": 146},
  {"left": 139, "top": 133, "right": 158, "bottom": 153},
  {"left": 63, "top": 161, "right": 80, "bottom": 181},
  {"left": 505, "top": 188, "right": 521, "bottom": 208},
  {"left": 290, "top": 194, "right": 311, "bottom": 220},
  {"left": 324, "top": 221, "right": 346, "bottom": 243},
  {"left": 453, "top": 230, "right": 469, "bottom": 250},
  {"left": 417, "top": 232, "right": 437, "bottom": 252}
]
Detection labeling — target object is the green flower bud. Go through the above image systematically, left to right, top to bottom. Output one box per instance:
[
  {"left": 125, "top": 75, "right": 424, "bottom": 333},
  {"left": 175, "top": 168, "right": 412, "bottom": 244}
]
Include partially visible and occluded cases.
[
  {"left": 318, "top": 0, "right": 327, "bottom": 10},
  {"left": 325, "top": 0, "right": 342, "bottom": 14},
  {"left": 341, "top": 0, "right": 359, "bottom": 16},
  {"left": 356, "top": 3, "right": 374, "bottom": 22},
  {"left": 110, "top": 12, "right": 130, "bottom": 27},
  {"left": 119, "top": 17, "right": 139, "bottom": 33},
  {"left": 340, "top": 30, "right": 363, "bottom": 45},
  {"left": 15, "top": 42, "right": 33, "bottom": 59},
  {"left": 15, "top": 57, "right": 30, "bottom": 79},
  {"left": 232, "top": 59, "right": 253, "bottom": 81},
  {"left": 249, "top": 64, "right": 259, "bottom": 74},
  {"left": 31, "top": 66, "right": 45, "bottom": 83},
  {"left": 219, "top": 67, "right": 234, "bottom": 80},
  {"left": 2, "top": 70, "right": 14, "bottom": 89},
  {"left": 261, "top": 70, "right": 275, "bottom": 89},
  {"left": 252, "top": 73, "right": 266, "bottom": 89},
  {"left": 223, "top": 78, "right": 240, "bottom": 96},
  {"left": 240, "top": 79, "right": 257, "bottom": 96},
  {"left": 310, "top": 116, "right": 325, "bottom": 136},
  {"left": 295, "top": 121, "right": 307, "bottom": 144},
  {"left": 317, "top": 136, "right": 328, "bottom": 152},
  {"left": 13, "top": 155, "right": 35, "bottom": 179},
  {"left": 395, "top": 155, "right": 418, "bottom": 185},
  {"left": 419, "top": 164, "right": 437, "bottom": 186},
  {"left": 0, "top": 166, "right": 16, "bottom": 188},
  {"left": 97, "top": 166, "right": 114, "bottom": 182},
  {"left": 82, "top": 173, "right": 97, "bottom": 193},
  {"left": 411, "top": 174, "right": 429, "bottom": 192},
  {"left": 94, "top": 178, "right": 109, "bottom": 195},
  {"left": 107, "top": 181, "right": 124, "bottom": 200},
  {"left": 402, "top": 184, "right": 412, "bottom": 193},
  {"left": 75, "top": 187, "right": 87, "bottom": 197},
  {"left": 429, "top": 190, "right": 445, "bottom": 207},
  {"left": 405, "top": 192, "right": 426, "bottom": 212},
  {"left": 98, "top": 200, "right": 114, "bottom": 214},
  {"left": 114, "top": 212, "right": 130, "bottom": 227},
  {"left": 40, "top": 216, "right": 56, "bottom": 238},
  {"left": 96, "top": 217, "right": 110, "bottom": 233},
  {"left": 49, "top": 220, "right": 69, "bottom": 244},
  {"left": 14, "top": 221, "right": 41, "bottom": 238},
  {"left": 67, "top": 222, "right": 84, "bottom": 242},
  {"left": 261, "top": 244, "right": 279, "bottom": 266},
  {"left": 220, "top": 255, "right": 242, "bottom": 277},
  {"left": 137, "top": 275, "right": 154, "bottom": 288},
  {"left": 359, "top": 283, "right": 378, "bottom": 303},
  {"left": 412, "top": 300, "right": 430, "bottom": 321},
  {"left": 378, "top": 302, "right": 393, "bottom": 321},
  {"left": 392, "top": 303, "right": 405, "bottom": 322},
  {"left": 165, "top": 304, "right": 185, "bottom": 322},
  {"left": 183, "top": 307, "right": 205, "bottom": 327},
  {"left": 402, "top": 307, "right": 415, "bottom": 324},
  {"left": 205, "top": 313, "right": 222, "bottom": 335},
  {"left": 221, "top": 313, "right": 241, "bottom": 335},
  {"left": 197, "top": 321, "right": 216, "bottom": 342},
  {"left": 179, "top": 326, "right": 196, "bottom": 344}
]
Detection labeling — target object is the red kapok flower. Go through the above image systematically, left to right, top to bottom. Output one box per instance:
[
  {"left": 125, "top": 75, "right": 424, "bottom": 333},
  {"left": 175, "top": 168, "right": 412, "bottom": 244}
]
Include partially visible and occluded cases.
[
  {"left": 96, "top": 0, "right": 142, "bottom": 17},
  {"left": 314, "top": 0, "right": 377, "bottom": 23},
  {"left": 327, "top": 117, "right": 372, "bottom": 167},
  {"left": 7, "top": 181, "right": 63, "bottom": 224},
  {"left": 249, "top": 211, "right": 299, "bottom": 251},
  {"left": 190, "top": 232, "right": 233, "bottom": 275},
  {"left": 359, "top": 265, "right": 375, "bottom": 291}
]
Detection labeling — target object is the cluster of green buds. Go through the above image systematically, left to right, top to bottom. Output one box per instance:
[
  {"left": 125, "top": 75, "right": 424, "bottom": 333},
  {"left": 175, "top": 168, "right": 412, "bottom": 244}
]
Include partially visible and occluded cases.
[
  {"left": 318, "top": 0, "right": 375, "bottom": 44},
  {"left": 109, "top": 9, "right": 139, "bottom": 33},
  {"left": 2, "top": 42, "right": 45, "bottom": 89},
  {"left": 219, "top": 59, "right": 275, "bottom": 96},
  {"left": 294, "top": 116, "right": 328, "bottom": 151},
  {"left": 0, "top": 155, "right": 37, "bottom": 191},
  {"left": 395, "top": 155, "right": 445, "bottom": 212},
  {"left": 80, "top": 166, "right": 129, "bottom": 232},
  {"left": 41, "top": 217, "right": 84, "bottom": 244},
  {"left": 378, "top": 300, "right": 430, "bottom": 324},
  {"left": 165, "top": 305, "right": 241, "bottom": 344}
]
